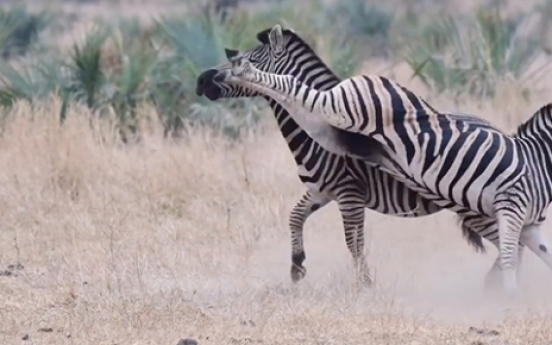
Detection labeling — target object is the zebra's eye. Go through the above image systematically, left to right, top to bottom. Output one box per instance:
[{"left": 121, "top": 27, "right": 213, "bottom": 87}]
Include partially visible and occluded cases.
[{"left": 248, "top": 56, "right": 261, "bottom": 64}]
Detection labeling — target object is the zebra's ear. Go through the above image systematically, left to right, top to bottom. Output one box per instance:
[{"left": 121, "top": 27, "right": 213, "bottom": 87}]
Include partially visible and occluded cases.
[
  {"left": 268, "top": 24, "right": 284, "bottom": 53},
  {"left": 257, "top": 25, "right": 293, "bottom": 45},
  {"left": 256, "top": 28, "right": 270, "bottom": 44},
  {"left": 224, "top": 48, "right": 239, "bottom": 60}
]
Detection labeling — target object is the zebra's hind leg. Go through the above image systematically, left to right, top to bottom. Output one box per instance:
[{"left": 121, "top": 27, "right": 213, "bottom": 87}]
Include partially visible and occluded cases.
[
  {"left": 289, "top": 191, "right": 331, "bottom": 283},
  {"left": 337, "top": 193, "right": 371, "bottom": 287},
  {"left": 495, "top": 205, "right": 525, "bottom": 294},
  {"left": 459, "top": 215, "right": 525, "bottom": 290},
  {"left": 484, "top": 243, "right": 525, "bottom": 291}
]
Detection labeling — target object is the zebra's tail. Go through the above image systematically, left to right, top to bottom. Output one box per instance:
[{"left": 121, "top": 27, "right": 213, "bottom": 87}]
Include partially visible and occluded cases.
[{"left": 457, "top": 216, "right": 487, "bottom": 253}]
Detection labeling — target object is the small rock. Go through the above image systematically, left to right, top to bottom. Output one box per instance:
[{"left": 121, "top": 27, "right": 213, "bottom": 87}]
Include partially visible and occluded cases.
[
  {"left": 0, "top": 263, "right": 24, "bottom": 277},
  {"left": 7, "top": 263, "right": 24, "bottom": 271},
  {"left": 0, "top": 270, "right": 13, "bottom": 277},
  {"left": 241, "top": 320, "right": 255, "bottom": 327},
  {"left": 469, "top": 326, "right": 500, "bottom": 336},
  {"left": 37, "top": 328, "right": 53, "bottom": 333},
  {"left": 22, "top": 334, "right": 29, "bottom": 341},
  {"left": 177, "top": 338, "right": 198, "bottom": 345}
]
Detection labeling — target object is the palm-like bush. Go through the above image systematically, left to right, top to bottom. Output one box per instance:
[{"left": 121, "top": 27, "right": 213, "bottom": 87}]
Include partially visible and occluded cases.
[
  {"left": 1, "top": 0, "right": 546, "bottom": 140},
  {"left": 321, "top": 0, "right": 393, "bottom": 58},
  {"left": 325, "top": 0, "right": 392, "bottom": 38},
  {"left": 0, "top": 1, "right": 369, "bottom": 140},
  {"left": 0, "top": 5, "right": 51, "bottom": 58},
  {"left": 152, "top": 8, "right": 265, "bottom": 138},
  {"left": 402, "top": 8, "right": 547, "bottom": 100},
  {"left": 102, "top": 20, "right": 159, "bottom": 141},
  {"left": 69, "top": 28, "right": 108, "bottom": 110},
  {"left": 0, "top": 53, "right": 68, "bottom": 105}
]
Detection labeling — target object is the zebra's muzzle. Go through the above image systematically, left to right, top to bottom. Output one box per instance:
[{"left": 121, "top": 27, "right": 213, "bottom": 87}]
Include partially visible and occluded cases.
[{"left": 195, "top": 69, "right": 221, "bottom": 100}]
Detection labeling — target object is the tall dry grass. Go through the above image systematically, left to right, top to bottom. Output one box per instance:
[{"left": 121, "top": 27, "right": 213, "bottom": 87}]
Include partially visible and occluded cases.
[{"left": 0, "top": 95, "right": 552, "bottom": 344}]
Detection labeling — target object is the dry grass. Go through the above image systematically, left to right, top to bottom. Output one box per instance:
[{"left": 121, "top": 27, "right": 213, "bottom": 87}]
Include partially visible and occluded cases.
[{"left": 0, "top": 94, "right": 552, "bottom": 345}]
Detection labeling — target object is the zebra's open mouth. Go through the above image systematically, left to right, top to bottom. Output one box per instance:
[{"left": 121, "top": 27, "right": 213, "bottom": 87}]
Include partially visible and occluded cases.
[{"left": 195, "top": 69, "right": 222, "bottom": 100}]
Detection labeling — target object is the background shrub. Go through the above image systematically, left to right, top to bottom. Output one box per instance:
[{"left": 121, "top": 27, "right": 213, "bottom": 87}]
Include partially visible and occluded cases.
[{"left": 0, "top": 0, "right": 549, "bottom": 139}]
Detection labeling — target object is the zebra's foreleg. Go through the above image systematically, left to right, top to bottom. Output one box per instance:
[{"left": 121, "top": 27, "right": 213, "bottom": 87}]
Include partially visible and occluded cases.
[
  {"left": 289, "top": 191, "right": 331, "bottom": 282},
  {"left": 337, "top": 193, "right": 372, "bottom": 287}
]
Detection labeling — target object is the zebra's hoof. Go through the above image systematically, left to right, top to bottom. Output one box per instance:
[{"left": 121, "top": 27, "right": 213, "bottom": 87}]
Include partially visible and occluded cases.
[
  {"left": 290, "top": 264, "right": 306, "bottom": 282},
  {"left": 357, "top": 272, "right": 373, "bottom": 287}
]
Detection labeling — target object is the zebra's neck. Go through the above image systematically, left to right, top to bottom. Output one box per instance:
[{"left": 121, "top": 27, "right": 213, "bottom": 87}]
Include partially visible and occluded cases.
[
  {"left": 263, "top": 37, "right": 342, "bottom": 163},
  {"left": 255, "top": 73, "right": 442, "bottom": 140},
  {"left": 511, "top": 103, "right": 552, "bottom": 214},
  {"left": 514, "top": 104, "right": 552, "bottom": 201}
]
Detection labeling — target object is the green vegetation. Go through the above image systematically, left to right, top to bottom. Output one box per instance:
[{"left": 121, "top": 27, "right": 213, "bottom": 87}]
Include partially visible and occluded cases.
[
  {"left": 0, "top": 0, "right": 550, "bottom": 140},
  {"left": 0, "top": 4, "right": 51, "bottom": 58},
  {"left": 401, "top": 7, "right": 547, "bottom": 102}
]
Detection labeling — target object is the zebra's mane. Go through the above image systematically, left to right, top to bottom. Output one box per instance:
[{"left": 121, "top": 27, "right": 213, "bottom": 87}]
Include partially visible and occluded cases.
[
  {"left": 255, "top": 27, "right": 340, "bottom": 81},
  {"left": 256, "top": 27, "right": 387, "bottom": 158},
  {"left": 514, "top": 103, "right": 552, "bottom": 139}
]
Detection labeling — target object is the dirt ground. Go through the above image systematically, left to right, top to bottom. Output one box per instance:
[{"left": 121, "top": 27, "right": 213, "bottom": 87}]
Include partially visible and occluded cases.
[{"left": 0, "top": 98, "right": 552, "bottom": 345}]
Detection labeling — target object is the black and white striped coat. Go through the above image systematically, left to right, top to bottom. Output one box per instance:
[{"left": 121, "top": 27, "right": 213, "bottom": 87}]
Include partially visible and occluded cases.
[
  {"left": 214, "top": 25, "right": 552, "bottom": 294},
  {"left": 196, "top": 26, "right": 522, "bottom": 288}
]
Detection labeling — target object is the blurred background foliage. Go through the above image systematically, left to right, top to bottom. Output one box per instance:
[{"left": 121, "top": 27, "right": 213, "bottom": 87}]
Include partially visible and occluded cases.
[{"left": 0, "top": 0, "right": 549, "bottom": 141}]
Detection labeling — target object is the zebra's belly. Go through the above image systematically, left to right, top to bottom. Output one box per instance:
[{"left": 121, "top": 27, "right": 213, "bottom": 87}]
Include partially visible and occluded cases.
[
  {"left": 373, "top": 130, "right": 522, "bottom": 218},
  {"left": 376, "top": 152, "right": 504, "bottom": 218},
  {"left": 297, "top": 162, "right": 442, "bottom": 217},
  {"left": 361, "top": 164, "right": 442, "bottom": 216},
  {"left": 297, "top": 166, "right": 338, "bottom": 198},
  {"left": 298, "top": 174, "right": 327, "bottom": 194}
]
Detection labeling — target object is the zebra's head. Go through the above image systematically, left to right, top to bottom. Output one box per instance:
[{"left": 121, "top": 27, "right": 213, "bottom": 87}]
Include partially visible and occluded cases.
[
  {"left": 195, "top": 24, "right": 293, "bottom": 101},
  {"left": 210, "top": 51, "right": 261, "bottom": 87}
]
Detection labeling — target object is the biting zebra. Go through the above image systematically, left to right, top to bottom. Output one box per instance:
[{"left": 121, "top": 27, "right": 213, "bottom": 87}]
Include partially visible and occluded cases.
[
  {"left": 210, "top": 24, "right": 552, "bottom": 294},
  {"left": 196, "top": 25, "right": 524, "bottom": 289}
]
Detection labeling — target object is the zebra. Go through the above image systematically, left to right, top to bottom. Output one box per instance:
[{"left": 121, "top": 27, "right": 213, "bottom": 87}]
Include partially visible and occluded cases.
[
  {"left": 195, "top": 25, "right": 523, "bottom": 289},
  {"left": 211, "top": 25, "right": 552, "bottom": 294}
]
